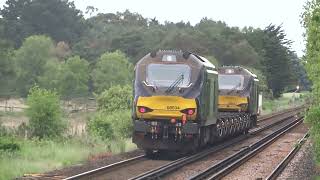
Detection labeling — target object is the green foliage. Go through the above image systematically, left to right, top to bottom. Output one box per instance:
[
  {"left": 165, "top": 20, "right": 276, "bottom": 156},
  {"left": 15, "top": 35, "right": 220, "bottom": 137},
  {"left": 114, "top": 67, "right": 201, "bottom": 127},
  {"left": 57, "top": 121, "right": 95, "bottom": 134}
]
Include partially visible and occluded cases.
[
  {"left": 1, "top": 0, "right": 85, "bottom": 47},
  {"left": 303, "top": 0, "right": 320, "bottom": 162},
  {"left": 244, "top": 25, "right": 296, "bottom": 97},
  {"left": 14, "top": 35, "right": 56, "bottom": 96},
  {"left": 0, "top": 40, "right": 15, "bottom": 97},
  {"left": 92, "top": 51, "right": 133, "bottom": 93},
  {"left": 38, "top": 55, "right": 90, "bottom": 99},
  {"left": 59, "top": 56, "right": 90, "bottom": 99},
  {"left": 38, "top": 59, "right": 61, "bottom": 91},
  {"left": 246, "top": 67, "right": 270, "bottom": 97},
  {"left": 89, "top": 85, "right": 133, "bottom": 140},
  {"left": 97, "top": 85, "right": 132, "bottom": 112},
  {"left": 26, "top": 86, "right": 65, "bottom": 138},
  {"left": 262, "top": 93, "right": 306, "bottom": 115},
  {"left": 305, "top": 106, "right": 320, "bottom": 161},
  {"left": 87, "top": 110, "right": 132, "bottom": 140},
  {"left": 87, "top": 112, "right": 114, "bottom": 140},
  {"left": 0, "top": 136, "right": 20, "bottom": 152},
  {"left": 0, "top": 137, "right": 113, "bottom": 180}
]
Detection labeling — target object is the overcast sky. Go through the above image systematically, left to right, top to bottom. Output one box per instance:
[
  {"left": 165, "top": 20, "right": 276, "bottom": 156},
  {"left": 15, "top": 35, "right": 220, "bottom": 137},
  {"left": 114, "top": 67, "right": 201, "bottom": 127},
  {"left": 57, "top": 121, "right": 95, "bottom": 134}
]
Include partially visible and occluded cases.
[{"left": 0, "top": 0, "right": 308, "bottom": 57}]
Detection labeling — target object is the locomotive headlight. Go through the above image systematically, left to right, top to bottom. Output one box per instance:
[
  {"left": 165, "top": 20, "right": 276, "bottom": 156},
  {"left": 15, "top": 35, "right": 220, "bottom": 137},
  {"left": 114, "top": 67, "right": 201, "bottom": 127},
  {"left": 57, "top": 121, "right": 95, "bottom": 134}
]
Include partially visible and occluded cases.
[
  {"left": 226, "top": 69, "right": 234, "bottom": 74},
  {"left": 138, "top": 106, "right": 153, "bottom": 113},
  {"left": 180, "top": 108, "right": 196, "bottom": 115},
  {"left": 187, "top": 109, "right": 194, "bottom": 115}
]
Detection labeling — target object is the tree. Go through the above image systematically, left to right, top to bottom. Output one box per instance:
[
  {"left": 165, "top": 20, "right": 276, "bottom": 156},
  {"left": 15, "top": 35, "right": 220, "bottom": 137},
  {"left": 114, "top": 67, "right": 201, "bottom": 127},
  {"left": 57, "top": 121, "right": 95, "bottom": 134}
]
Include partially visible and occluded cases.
[
  {"left": 1, "top": 0, "right": 85, "bottom": 47},
  {"left": 244, "top": 25, "right": 295, "bottom": 97},
  {"left": 261, "top": 25, "right": 295, "bottom": 97},
  {"left": 111, "top": 30, "right": 145, "bottom": 62},
  {"left": 14, "top": 35, "right": 56, "bottom": 96},
  {"left": 0, "top": 40, "right": 15, "bottom": 97},
  {"left": 55, "top": 41, "right": 71, "bottom": 61},
  {"left": 92, "top": 51, "right": 133, "bottom": 93},
  {"left": 59, "top": 56, "right": 89, "bottom": 99},
  {"left": 38, "top": 59, "right": 61, "bottom": 92},
  {"left": 97, "top": 85, "right": 132, "bottom": 112},
  {"left": 26, "top": 86, "right": 65, "bottom": 138}
]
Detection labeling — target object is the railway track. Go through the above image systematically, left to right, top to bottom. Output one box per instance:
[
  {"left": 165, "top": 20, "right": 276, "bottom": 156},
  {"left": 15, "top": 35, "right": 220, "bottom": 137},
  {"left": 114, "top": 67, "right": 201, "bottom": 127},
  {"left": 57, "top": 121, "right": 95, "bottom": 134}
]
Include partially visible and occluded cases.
[
  {"left": 63, "top": 107, "right": 304, "bottom": 180},
  {"left": 129, "top": 114, "right": 302, "bottom": 180},
  {"left": 188, "top": 117, "right": 303, "bottom": 180},
  {"left": 266, "top": 132, "right": 309, "bottom": 180},
  {"left": 64, "top": 155, "right": 146, "bottom": 180}
]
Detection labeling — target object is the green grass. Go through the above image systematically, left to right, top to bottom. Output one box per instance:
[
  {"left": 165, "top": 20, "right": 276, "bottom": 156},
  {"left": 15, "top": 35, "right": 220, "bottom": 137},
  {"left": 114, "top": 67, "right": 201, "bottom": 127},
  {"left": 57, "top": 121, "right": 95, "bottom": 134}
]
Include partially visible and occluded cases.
[
  {"left": 262, "top": 92, "right": 306, "bottom": 115},
  {"left": 0, "top": 137, "right": 136, "bottom": 180}
]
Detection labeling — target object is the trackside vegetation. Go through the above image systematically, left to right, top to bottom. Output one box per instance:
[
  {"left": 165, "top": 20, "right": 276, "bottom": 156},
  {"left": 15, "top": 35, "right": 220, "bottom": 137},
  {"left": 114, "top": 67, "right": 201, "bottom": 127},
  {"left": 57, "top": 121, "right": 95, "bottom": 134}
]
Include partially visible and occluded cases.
[
  {"left": 303, "top": 0, "right": 320, "bottom": 164},
  {"left": 88, "top": 85, "right": 133, "bottom": 140},
  {"left": 26, "top": 86, "right": 66, "bottom": 138}
]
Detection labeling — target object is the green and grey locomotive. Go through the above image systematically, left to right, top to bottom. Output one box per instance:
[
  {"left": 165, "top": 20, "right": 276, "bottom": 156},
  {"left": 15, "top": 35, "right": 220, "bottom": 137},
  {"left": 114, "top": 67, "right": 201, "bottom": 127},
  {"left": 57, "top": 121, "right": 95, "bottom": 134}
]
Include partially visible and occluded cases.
[{"left": 132, "top": 50, "right": 259, "bottom": 154}]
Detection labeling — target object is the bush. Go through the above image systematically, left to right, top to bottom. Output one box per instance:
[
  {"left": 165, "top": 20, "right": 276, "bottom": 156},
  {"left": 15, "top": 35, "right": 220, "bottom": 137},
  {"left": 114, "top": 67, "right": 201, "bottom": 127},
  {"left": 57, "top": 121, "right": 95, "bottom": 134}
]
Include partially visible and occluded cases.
[
  {"left": 97, "top": 85, "right": 132, "bottom": 112},
  {"left": 26, "top": 86, "right": 66, "bottom": 138},
  {"left": 305, "top": 105, "right": 320, "bottom": 161},
  {"left": 87, "top": 110, "right": 132, "bottom": 140},
  {"left": 87, "top": 112, "right": 114, "bottom": 140},
  {"left": 0, "top": 136, "right": 20, "bottom": 152}
]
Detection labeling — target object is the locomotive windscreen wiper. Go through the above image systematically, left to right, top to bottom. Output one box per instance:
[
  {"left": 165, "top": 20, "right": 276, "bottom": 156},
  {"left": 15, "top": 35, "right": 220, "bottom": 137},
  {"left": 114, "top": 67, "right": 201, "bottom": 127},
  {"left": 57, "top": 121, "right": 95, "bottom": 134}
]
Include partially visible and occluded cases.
[
  {"left": 165, "top": 74, "right": 184, "bottom": 94},
  {"left": 227, "top": 82, "right": 241, "bottom": 95}
]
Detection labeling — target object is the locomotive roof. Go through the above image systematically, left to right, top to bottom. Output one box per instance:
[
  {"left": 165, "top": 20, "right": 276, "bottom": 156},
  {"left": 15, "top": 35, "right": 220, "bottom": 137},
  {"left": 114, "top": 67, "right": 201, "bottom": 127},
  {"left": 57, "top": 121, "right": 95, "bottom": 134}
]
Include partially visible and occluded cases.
[
  {"left": 136, "top": 50, "right": 216, "bottom": 70},
  {"left": 218, "top": 66, "right": 258, "bottom": 78}
]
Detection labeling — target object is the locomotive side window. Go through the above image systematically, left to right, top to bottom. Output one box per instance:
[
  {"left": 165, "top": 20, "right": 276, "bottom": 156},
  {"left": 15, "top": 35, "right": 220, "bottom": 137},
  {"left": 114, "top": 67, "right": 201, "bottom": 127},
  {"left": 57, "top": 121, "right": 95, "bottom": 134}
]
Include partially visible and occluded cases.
[{"left": 146, "top": 64, "right": 191, "bottom": 87}]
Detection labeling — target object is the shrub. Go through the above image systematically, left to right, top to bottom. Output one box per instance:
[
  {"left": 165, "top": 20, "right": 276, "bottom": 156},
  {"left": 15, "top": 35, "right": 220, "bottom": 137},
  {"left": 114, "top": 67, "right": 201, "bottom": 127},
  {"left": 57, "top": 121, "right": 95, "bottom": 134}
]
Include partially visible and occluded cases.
[
  {"left": 96, "top": 85, "right": 132, "bottom": 112},
  {"left": 26, "top": 86, "right": 66, "bottom": 138},
  {"left": 305, "top": 105, "right": 320, "bottom": 161},
  {"left": 87, "top": 110, "right": 132, "bottom": 140},
  {"left": 87, "top": 112, "right": 114, "bottom": 140},
  {"left": 0, "top": 136, "right": 20, "bottom": 152}
]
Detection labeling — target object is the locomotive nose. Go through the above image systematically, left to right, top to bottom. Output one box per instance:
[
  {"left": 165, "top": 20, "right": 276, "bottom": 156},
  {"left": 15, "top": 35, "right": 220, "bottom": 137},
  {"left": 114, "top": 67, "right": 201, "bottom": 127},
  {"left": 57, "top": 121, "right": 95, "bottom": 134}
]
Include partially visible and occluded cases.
[{"left": 135, "top": 96, "right": 197, "bottom": 120}]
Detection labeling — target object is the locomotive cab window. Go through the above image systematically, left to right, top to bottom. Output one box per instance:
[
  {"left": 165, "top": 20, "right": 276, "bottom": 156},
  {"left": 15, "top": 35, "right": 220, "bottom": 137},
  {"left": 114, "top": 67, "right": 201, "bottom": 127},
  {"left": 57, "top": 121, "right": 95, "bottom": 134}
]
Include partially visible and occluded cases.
[
  {"left": 146, "top": 64, "right": 191, "bottom": 87},
  {"left": 218, "top": 74, "right": 244, "bottom": 90}
]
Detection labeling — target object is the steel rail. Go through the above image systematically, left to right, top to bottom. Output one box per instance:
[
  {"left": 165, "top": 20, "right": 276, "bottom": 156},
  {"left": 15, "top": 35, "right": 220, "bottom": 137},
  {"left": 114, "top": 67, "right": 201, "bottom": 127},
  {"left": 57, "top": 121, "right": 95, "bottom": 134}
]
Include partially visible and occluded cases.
[
  {"left": 64, "top": 107, "right": 304, "bottom": 180},
  {"left": 130, "top": 112, "right": 301, "bottom": 180},
  {"left": 189, "top": 117, "right": 303, "bottom": 180},
  {"left": 266, "top": 132, "right": 309, "bottom": 180},
  {"left": 63, "top": 155, "right": 146, "bottom": 180}
]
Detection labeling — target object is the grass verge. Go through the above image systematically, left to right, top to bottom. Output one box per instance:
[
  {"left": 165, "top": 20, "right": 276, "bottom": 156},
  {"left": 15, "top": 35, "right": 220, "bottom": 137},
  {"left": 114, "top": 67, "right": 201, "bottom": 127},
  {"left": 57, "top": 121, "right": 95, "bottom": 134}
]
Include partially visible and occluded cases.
[
  {"left": 262, "top": 92, "right": 307, "bottom": 115},
  {"left": 0, "top": 137, "right": 136, "bottom": 180}
]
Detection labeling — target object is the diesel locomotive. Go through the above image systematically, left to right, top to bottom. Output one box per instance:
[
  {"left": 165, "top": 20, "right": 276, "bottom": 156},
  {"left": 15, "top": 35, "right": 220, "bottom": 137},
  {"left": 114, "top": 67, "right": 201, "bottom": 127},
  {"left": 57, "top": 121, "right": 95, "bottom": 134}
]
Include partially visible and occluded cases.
[{"left": 132, "top": 50, "right": 259, "bottom": 154}]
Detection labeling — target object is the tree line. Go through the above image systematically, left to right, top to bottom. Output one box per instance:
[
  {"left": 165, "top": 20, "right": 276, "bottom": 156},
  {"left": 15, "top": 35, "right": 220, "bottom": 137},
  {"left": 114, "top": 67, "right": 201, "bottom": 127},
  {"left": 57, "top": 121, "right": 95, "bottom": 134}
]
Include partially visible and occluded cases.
[{"left": 0, "top": 0, "right": 310, "bottom": 99}]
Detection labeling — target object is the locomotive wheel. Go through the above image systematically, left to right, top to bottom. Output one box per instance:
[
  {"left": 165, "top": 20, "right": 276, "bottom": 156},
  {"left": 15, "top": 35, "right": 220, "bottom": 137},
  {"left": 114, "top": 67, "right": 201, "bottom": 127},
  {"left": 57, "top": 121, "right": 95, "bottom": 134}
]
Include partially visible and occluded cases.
[
  {"left": 227, "top": 118, "right": 232, "bottom": 136},
  {"left": 235, "top": 118, "right": 240, "bottom": 132},
  {"left": 221, "top": 119, "right": 227, "bottom": 137},
  {"left": 225, "top": 119, "right": 230, "bottom": 136},
  {"left": 217, "top": 122, "right": 223, "bottom": 138}
]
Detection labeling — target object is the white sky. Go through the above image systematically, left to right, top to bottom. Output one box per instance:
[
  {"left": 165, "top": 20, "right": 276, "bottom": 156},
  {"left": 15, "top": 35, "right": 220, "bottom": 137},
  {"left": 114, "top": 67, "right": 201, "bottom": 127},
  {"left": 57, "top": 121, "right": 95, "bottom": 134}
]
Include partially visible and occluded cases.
[{"left": 0, "top": 0, "right": 308, "bottom": 57}]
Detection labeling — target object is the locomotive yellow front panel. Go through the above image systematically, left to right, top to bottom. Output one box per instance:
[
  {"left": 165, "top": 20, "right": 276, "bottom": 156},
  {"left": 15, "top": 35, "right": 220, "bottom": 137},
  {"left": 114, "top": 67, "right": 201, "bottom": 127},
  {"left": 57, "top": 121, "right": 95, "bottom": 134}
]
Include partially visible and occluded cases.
[
  {"left": 218, "top": 95, "right": 248, "bottom": 111},
  {"left": 136, "top": 96, "right": 197, "bottom": 120}
]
